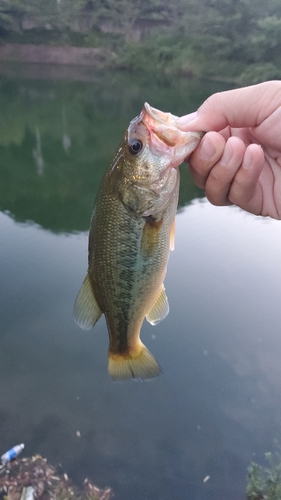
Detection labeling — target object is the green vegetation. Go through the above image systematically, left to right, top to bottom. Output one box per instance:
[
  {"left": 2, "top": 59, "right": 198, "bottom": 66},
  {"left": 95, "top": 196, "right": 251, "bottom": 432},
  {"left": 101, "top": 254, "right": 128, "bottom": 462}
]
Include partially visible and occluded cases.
[
  {"left": 1, "top": 0, "right": 281, "bottom": 83},
  {"left": 247, "top": 453, "right": 281, "bottom": 500}
]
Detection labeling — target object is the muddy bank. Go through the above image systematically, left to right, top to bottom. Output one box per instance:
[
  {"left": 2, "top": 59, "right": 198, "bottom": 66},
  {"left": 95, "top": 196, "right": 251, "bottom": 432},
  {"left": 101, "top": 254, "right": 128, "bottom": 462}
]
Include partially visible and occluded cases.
[{"left": 0, "top": 44, "right": 114, "bottom": 67}]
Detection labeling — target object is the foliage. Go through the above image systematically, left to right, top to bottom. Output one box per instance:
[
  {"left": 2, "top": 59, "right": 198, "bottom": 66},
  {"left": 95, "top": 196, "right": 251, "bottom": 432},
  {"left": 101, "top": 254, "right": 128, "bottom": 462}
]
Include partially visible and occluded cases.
[
  {"left": 0, "top": 0, "right": 20, "bottom": 34},
  {"left": 1, "top": 0, "right": 281, "bottom": 82},
  {"left": 116, "top": 35, "right": 198, "bottom": 76},
  {"left": 238, "top": 63, "right": 281, "bottom": 86},
  {"left": 247, "top": 453, "right": 281, "bottom": 500}
]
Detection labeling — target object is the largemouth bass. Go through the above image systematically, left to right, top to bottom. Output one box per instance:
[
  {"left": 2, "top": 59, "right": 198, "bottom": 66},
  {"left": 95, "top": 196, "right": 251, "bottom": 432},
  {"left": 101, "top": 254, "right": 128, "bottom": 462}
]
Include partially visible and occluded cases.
[{"left": 74, "top": 103, "right": 202, "bottom": 381}]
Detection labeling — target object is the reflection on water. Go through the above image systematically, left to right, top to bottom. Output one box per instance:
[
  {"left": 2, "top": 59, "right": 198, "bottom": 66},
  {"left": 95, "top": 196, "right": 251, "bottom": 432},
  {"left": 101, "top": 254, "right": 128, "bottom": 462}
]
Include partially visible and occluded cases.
[
  {"left": 1, "top": 68, "right": 281, "bottom": 500},
  {"left": 0, "top": 69, "right": 225, "bottom": 231},
  {"left": 32, "top": 127, "right": 44, "bottom": 176}
]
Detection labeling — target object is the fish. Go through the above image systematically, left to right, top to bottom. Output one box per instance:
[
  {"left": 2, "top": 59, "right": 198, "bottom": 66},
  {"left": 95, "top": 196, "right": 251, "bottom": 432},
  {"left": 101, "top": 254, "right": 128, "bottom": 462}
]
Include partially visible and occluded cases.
[{"left": 74, "top": 103, "right": 202, "bottom": 381}]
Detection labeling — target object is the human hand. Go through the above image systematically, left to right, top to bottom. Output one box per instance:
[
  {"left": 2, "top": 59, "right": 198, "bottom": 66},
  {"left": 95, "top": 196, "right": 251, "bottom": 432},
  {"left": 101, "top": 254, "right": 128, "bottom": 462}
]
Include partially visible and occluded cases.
[{"left": 176, "top": 81, "right": 281, "bottom": 219}]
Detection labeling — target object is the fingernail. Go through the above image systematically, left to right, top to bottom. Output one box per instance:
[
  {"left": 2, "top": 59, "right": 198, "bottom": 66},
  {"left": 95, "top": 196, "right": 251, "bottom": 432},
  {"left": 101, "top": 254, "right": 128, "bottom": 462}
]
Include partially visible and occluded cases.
[
  {"left": 176, "top": 112, "right": 198, "bottom": 128},
  {"left": 199, "top": 136, "right": 216, "bottom": 160},
  {"left": 220, "top": 143, "right": 233, "bottom": 166}
]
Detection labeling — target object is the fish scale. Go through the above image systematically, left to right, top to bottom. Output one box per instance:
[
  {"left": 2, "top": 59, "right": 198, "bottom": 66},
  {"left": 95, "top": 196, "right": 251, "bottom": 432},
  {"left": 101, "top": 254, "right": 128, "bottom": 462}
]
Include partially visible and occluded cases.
[
  {"left": 74, "top": 102, "right": 203, "bottom": 380},
  {"left": 92, "top": 172, "right": 178, "bottom": 352}
]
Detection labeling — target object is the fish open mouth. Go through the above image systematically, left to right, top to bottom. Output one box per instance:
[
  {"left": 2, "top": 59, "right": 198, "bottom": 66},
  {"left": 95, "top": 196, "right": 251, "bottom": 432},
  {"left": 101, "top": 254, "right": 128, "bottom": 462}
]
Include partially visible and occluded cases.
[
  {"left": 141, "top": 102, "right": 203, "bottom": 159},
  {"left": 143, "top": 102, "right": 179, "bottom": 146},
  {"left": 144, "top": 102, "right": 178, "bottom": 126},
  {"left": 152, "top": 130, "right": 176, "bottom": 147}
]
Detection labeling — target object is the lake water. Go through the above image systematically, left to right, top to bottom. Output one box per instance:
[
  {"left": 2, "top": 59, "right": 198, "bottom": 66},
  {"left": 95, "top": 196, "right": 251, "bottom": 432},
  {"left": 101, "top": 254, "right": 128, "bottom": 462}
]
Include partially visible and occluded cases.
[{"left": 1, "top": 65, "right": 281, "bottom": 500}]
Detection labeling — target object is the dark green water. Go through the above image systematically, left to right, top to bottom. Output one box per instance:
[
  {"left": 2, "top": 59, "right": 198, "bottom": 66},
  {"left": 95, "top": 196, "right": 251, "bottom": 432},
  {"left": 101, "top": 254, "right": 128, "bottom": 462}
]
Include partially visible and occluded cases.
[{"left": 1, "top": 65, "right": 281, "bottom": 500}]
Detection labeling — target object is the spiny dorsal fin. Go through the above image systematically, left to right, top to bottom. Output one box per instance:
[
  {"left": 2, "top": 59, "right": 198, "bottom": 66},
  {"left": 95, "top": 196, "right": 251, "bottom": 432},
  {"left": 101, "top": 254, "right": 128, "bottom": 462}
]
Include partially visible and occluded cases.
[
  {"left": 74, "top": 274, "right": 102, "bottom": 330},
  {"left": 146, "top": 284, "right": 169, "bottom": 326},
  {"left": 108, "top": 342, "right": 161, "bottom": 381}
]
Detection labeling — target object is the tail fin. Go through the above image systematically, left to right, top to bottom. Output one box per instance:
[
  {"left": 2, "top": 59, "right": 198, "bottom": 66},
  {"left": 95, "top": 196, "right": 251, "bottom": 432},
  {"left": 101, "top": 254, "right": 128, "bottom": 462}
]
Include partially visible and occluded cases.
[{"left": 108, "top": 343, "right": 161, "bottom": 381}]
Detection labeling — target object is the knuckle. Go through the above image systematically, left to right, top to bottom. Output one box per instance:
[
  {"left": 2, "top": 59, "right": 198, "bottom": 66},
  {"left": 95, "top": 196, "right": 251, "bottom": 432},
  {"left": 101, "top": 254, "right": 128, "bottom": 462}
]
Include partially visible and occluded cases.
[
  {"left": 208, "top": 167, "right": 220, "bottom": 183},
  {"left": 206, "top": 191, "right": 228, "bottom": 206}
]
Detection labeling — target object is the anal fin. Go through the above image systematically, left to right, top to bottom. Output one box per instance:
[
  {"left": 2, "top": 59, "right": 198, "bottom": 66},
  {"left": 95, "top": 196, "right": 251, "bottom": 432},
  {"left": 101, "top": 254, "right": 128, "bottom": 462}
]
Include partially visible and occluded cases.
[
  {"left": 74, "top": 274, "right": 102, "bottom": 330},
  {"left": 146, "top": 284, "right": 169, "bottom": 326}
]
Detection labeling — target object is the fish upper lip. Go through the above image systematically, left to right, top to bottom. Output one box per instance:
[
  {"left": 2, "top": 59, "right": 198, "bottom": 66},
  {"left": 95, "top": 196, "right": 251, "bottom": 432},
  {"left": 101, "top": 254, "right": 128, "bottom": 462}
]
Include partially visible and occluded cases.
[
  {"left": 144, "top": 102, "right": 178, "bottom": 126},
  {"left": 142, "top": 103, "right": 203, "bottom": 147}
]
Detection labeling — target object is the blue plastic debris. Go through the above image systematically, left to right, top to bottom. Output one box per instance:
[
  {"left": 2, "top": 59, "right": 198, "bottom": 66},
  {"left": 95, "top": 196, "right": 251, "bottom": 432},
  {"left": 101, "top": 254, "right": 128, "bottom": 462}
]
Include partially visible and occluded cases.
[{"left": 1, "top": 444, "right": 25, "bottom": 465}]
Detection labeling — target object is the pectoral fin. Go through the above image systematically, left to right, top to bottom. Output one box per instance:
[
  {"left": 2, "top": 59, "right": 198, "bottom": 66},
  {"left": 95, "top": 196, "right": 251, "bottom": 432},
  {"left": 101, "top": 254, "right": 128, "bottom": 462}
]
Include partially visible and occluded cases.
[
  {"left": 141, "top": 216, "right": 163, "bottom": 258},
  {"left": 74, "top": 274, "right": 102, "bottom": 330},
  {"left": 146, "top": 284, "right": 169, "bottom": 326}
]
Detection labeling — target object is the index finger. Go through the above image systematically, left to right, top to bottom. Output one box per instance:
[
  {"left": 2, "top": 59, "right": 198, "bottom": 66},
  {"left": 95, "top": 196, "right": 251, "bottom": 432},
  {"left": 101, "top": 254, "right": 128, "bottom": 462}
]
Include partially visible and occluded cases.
[{"left": 176, "top": 80, "right": 281, "bottom": 133}]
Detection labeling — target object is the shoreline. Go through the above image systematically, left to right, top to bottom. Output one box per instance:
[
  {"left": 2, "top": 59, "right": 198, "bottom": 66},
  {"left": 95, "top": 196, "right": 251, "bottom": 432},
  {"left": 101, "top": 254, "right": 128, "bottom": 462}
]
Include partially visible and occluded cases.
[{"left": 0, "top": 43, "right": 114, "bottom": 67}]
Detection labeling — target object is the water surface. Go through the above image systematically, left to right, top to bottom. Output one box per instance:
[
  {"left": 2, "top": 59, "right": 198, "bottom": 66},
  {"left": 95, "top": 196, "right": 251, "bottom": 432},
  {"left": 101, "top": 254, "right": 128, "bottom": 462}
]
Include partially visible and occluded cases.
[{"left": 1, "top": 67, "right": 281, "bottom": 500}]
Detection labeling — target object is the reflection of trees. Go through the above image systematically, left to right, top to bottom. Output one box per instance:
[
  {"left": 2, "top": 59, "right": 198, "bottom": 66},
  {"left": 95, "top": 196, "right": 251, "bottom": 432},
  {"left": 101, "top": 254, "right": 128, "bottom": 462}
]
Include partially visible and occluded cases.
[
  {"left": 0, "top": 72, "right": 215, "bottom": 233},
  {"left": 62, "top": 106, "right": 71, "bottom": 154},
  {"left": 33, "top": 127, "right": 44, "bottom": 176}
]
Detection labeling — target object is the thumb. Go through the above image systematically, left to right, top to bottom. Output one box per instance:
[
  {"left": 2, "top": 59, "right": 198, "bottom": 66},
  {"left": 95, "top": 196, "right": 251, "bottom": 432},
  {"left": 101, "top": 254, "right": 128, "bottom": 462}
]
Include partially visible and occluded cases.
[{"left": 176, "top": 81, "right": 281, "bottom": 133}]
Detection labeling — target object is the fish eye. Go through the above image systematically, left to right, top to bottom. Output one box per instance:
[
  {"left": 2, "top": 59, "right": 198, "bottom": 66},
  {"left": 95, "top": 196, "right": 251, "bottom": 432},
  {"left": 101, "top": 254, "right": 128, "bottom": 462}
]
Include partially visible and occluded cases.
[{"left": 128, "top": 139, "right": 143, "bottom": 156}]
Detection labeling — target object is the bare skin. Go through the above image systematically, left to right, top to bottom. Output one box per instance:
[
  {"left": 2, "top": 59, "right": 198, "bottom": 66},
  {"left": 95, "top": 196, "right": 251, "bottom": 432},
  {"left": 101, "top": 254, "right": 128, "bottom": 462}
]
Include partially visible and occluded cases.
[{"left": 176, "top": 80, "right": 281, "bottom": 219}]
